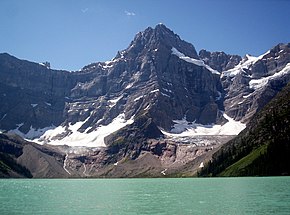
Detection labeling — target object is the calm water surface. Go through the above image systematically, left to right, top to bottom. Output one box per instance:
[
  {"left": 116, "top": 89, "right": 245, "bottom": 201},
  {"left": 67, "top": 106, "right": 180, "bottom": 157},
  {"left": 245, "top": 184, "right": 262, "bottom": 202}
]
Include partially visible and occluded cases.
[{"left": 0, "top": 177, "right": 290, "bottom": 215}]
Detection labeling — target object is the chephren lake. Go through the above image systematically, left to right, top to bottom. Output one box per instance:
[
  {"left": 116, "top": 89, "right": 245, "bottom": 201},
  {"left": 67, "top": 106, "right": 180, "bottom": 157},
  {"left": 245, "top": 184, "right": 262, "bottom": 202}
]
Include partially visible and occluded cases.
[{"left": 1, "top": 177, "right": 290, "bottom": 215}]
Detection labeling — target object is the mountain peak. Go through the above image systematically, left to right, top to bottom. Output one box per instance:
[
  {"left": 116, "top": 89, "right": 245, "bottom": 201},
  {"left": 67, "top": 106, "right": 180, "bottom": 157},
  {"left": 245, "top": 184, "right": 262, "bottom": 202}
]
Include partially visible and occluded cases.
[
  {"left": 142, "top": 23, "right": 173, "bottom": 34},
  {"left": 154, "top": 23, "right": 173, "bottom": 33},
  {"left": 124, "top": 24, "right": 198, "bottom": 59}
]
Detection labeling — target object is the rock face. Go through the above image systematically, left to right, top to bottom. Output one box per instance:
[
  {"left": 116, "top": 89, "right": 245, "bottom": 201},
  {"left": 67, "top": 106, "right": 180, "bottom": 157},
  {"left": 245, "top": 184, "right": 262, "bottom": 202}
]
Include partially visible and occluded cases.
[
  {"left": 0, "top": 24, "right": 290, "bottom": 178},
  {"left": 0, "top": 24, "right": 224, "bottom": 146},
  {"left": 67, "top": 24, "right": 223, "bottom": 131},
  {"left": 221, "top": 43, "right": 290, "bottom": 123},
  {"left": 199, "top": 49, "right": 242, "bottom": 72},
  {"left": 0, "top": 53, "right": 95, "bottom": 135},
  {"left": 199, "top": 82, "right": 290, "bottom": 176},
  {"left": 0, "top": 133, "right": 68, "bottom": 178},
  {"left": 48, "top": 135, "right": 233, "bottom": 178}
]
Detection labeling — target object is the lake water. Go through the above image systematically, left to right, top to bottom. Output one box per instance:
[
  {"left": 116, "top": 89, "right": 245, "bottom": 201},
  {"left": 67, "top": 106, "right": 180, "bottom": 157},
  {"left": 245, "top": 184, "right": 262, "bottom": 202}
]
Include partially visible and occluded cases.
[{"left": 1, "top": 177, "right": 290, "bottom": 214}]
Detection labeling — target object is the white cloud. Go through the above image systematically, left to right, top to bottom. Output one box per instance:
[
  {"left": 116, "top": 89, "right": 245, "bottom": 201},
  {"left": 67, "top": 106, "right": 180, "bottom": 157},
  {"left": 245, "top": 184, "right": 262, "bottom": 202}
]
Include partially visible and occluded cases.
[
  {"left": 81, "top": 8, "right": 89, "bottom": 13},
  {"left": 125, "top": 10, "right": 136, "bottom": 16}
]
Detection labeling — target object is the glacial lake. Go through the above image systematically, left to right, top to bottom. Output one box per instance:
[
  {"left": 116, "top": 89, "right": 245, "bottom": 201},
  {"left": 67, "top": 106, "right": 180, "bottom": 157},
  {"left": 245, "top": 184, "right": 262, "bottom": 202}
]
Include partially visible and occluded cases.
[{"left": 1, "top": 177, "right": 290, "bottom": 215}]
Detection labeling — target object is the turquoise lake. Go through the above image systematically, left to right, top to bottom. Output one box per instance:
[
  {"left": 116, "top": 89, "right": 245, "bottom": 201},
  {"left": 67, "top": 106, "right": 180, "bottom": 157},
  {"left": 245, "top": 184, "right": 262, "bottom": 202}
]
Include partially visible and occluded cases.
[{"left": 1, "top": 177, "right": 290, "bottom": 214}]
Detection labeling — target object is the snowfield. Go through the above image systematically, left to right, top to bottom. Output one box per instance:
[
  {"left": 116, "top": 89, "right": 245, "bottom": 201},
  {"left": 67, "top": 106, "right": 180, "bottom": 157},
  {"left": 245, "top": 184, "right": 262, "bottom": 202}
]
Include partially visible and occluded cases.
[
  {"left": 171, "top": 47, "right": 220, "bottom": 75},
  {"left": 221, "top": 51, "right": 270, "bottom": 78},
  {"left": 249, "top": 63, "right": 290, "bottom": 90},
  {"left": 7, "top": 112, "right": 245, "bottom": 148},
  {"left": 34, "top": 113, "right": 134, "bottom": 147},
  {"left": 162, "top": 113, "right": 246, "bottom": 137},
  {"left": 8, "top": 114, "right": 134, "bottom": 148}
]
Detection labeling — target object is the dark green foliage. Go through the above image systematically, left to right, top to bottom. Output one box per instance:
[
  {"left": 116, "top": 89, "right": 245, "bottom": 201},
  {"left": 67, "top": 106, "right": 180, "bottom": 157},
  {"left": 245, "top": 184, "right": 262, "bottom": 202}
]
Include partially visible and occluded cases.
[
  {"left": 199, "top": 82, "right": 290, "bottom": 177},
  {"left": 0, "top": 134, "right": 33, "bottom": 178},
  {"left": 0, "top": 134, "right": 23, "bottom": 156},
  {"left": 0, "top": 152, "right": 32, "bottom": 178}
]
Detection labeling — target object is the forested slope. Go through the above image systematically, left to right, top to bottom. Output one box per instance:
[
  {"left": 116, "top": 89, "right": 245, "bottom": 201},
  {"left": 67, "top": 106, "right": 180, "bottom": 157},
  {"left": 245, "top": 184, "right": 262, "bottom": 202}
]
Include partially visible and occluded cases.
[{"left": 199, "top": 82, "right": 290, "bottom": 176}]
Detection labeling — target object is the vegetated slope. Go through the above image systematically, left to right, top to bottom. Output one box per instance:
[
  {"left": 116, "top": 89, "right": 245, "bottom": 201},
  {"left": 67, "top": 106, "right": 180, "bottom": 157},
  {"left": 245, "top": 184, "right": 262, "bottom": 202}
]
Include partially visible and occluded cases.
[
  {"left": 199, "top": 82, "right": 290, "bottom": 176},
  {"left": 0, "top": 133, "right": 69, "bottom": 178},
  {"left": 0, "top": 134, "right": 32, "bottom": 178}
]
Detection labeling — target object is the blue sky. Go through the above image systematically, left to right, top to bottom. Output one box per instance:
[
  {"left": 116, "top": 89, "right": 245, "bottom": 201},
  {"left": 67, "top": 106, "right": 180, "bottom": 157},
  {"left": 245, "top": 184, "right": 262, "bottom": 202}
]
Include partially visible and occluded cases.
[{"left": 1, "top": 0, "right": 290, "bottom": 71}]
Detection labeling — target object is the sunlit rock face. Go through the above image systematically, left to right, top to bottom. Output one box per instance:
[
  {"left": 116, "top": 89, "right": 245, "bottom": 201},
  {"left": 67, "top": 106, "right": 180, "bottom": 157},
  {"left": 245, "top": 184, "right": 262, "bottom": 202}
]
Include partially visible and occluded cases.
[{"left": 221, "top": 43, "right": 290, "bottom": 123}]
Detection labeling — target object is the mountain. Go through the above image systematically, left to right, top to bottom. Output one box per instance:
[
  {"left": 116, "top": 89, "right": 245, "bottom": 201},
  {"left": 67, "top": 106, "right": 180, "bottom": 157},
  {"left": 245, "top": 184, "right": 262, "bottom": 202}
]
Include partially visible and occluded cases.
[
  {"left": 0, "top": 24, "right": 290, "bottom": 177},
  {"left": 0, "top": 24, "right": 227, "bottom": 146},
  {"left": 221, "top": 43, "right": 290, "bottom": 123},
  {"left": 199, "top": 49, "right": 242, "bottom": 72},
  {"left": 198, "top": 82, "right": 290, "bottom": 176},
  {"left": 0, "top": 133, "right": 68, "bottom": 178}
]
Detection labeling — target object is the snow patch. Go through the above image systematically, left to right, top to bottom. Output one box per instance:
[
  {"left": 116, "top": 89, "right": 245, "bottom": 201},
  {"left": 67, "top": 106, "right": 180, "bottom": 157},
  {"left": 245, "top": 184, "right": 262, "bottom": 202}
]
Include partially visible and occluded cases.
[
  {"left": 171, "top": 47, "right": 220, "bottom": 75},
  {"left": 222, "top": 51, "right": 270, "bottom": 78},
  {"left": 102, "top": 57, "right": 122, "bottom": 69},
  {"left": 102, "top": 61, "right": 114, "bottom": 69},
  {"left": 249, "top": 63, "right": 290, "bottom": 90},
  {"left": 125, "top": 82, "right": 134, "bottom": 89},
  {"left": 162, "top": 88, "right": 172, "bottom": 93},
  {"left": 150, "top": 89, "right": 160, "bottom": 94},
  {"left": 161, "top": 92, "right": 170, "bottom": 98},
  {"left": 243, "top": 93, "right": 253, "bottom": 99},
  {"left": 108, "top": 95, "right": 123, "bottom": 108},
  {"left": 134, "top": 95, "right": 144, "bottom": 102},
  {"left": 45, "top": 102, "right": 52, "bottom": 106},
  {"left": 31, "top": 104, "right": 38, "bottom": 108},
  {"left": 144, "top": 104, "right": 151, "bottom": 111},
  {"left": 34, "top": 113, "right": 134, "bottom": 147},
  {"left": 162, "top": 113, "right": 246, "bottom": 137},
  {"left": 8, "top": 124, "right": 58, "bottom": 139},
  {"left": 25, "top": 126, "right": 56, "bottom": 139},
  {"left": 199, "top": 162, "right": 204, "bottom": 168}
]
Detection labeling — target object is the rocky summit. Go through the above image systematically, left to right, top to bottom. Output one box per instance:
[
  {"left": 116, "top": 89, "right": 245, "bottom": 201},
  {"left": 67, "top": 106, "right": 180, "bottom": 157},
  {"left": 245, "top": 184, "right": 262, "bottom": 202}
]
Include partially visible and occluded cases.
[{"left": 0, "top": 24, "right": 289, "bottom": 178}]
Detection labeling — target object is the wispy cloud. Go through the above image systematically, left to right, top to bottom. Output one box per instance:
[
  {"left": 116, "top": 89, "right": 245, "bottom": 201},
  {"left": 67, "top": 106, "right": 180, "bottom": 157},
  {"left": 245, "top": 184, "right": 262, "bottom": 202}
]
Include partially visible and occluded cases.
[
  {"left": 81, "top": 8, "right": 89, "bottom": 13},
  {"left": 125, "top": 10, "right": 136, "bottom": 16}
]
